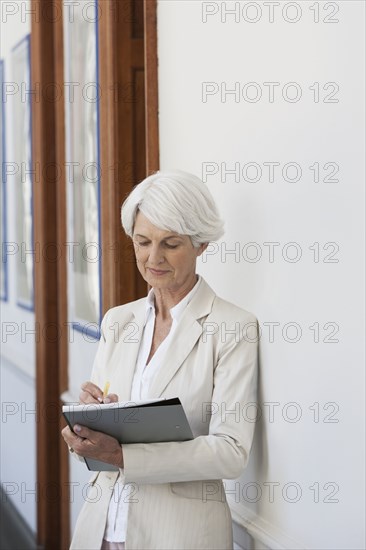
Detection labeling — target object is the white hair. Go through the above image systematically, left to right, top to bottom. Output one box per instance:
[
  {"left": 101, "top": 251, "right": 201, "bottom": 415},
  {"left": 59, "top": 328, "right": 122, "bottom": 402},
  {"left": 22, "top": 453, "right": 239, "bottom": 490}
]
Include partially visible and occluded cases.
[{"left": 121, "top": 170, "right": 225, "bottom": 247}]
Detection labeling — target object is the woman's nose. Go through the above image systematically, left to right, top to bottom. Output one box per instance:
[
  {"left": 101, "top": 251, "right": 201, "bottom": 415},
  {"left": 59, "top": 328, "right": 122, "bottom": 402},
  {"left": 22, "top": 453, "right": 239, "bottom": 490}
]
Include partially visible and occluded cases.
[{"left": 148, "top": 245, "right": 164, "bottom": 265}]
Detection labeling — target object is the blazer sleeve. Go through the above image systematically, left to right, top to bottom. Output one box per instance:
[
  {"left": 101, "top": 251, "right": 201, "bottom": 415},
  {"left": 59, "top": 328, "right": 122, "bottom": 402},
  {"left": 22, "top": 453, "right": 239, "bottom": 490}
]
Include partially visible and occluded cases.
[
  {"left": 89, "top": 311, "right": 110, "bottom": 389},
  {"left": 121, "top": 316, "right": 258, "bottom": 485}
]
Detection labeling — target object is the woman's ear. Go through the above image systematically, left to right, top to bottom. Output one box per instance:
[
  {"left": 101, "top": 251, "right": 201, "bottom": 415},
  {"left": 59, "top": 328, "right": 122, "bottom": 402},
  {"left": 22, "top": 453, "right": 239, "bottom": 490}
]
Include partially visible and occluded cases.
[{"left": 197, "top": 243, "right": 209, "bottom": 256}]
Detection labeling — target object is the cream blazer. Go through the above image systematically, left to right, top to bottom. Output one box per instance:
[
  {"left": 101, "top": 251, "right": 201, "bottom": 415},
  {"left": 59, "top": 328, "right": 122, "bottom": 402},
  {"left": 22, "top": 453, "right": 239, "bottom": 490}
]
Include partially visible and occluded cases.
[{"left": 70, "top": 277, "right": 258, "bottom": 550}]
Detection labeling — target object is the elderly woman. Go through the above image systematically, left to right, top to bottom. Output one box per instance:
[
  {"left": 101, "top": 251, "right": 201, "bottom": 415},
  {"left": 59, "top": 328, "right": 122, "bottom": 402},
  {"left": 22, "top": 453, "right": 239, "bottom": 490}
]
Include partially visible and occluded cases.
[{"left": 62, "top": 170, "right": 258, "bottom": 550}]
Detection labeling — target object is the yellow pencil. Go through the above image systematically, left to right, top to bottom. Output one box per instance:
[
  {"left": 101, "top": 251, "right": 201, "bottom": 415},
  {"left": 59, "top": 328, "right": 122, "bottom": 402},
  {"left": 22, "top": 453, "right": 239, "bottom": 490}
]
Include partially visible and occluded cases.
[{"left": 103, "top": 381, "right": 110, "bottom": 399}]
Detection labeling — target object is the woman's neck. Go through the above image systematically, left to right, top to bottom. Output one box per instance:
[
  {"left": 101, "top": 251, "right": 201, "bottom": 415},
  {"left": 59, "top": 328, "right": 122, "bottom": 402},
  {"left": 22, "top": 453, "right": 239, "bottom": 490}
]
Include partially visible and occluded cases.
[{"left": 153, "top": 274, "right": 198, "bottom": 320}]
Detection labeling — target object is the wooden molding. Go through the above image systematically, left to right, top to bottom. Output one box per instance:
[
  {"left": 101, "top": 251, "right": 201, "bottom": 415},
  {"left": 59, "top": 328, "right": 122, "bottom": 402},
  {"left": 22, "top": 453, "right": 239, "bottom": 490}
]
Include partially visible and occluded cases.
[
  {"left": 98, "top": 0, "right": 149, "bottom": 310},
  {"left": 144, "top": 0, "right": 160, "bottom": 175},
  {"left": 31, "top": 1, "right": 62, "bottom": 547},
  {"left": 53, "top": 1, "right": 70, "bottom": 547}
]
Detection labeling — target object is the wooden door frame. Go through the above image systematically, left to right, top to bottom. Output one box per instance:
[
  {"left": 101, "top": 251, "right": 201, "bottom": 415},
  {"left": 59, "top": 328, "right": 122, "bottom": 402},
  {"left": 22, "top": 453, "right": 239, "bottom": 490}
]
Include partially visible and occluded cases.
[
  {"left": 98, "top": 0, "right": 159, "bottom": 311},
  {"left": 144, "top": 0, "right": 160, "bottom": 175},
  {"left": 31, "top": 1, "right": 68, "bottom": 548},
  {"left": 32, "top": 1, "right": 159, "bottom": 548}
]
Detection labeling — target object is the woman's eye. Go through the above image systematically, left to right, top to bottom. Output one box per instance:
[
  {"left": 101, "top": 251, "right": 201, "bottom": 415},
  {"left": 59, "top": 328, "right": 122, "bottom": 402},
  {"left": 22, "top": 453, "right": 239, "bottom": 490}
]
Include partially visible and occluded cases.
[{"left": 134, "top": 241, "right": 178, "bottom": 249}]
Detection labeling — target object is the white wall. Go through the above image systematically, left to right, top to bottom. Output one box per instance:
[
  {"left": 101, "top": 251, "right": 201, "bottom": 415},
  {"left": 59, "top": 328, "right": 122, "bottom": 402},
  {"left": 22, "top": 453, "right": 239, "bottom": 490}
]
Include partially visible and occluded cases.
[
  {"left": 0, "top": 0, "right": 37, "bottom": 533},
  {"left": 157, "top": 1, "right": 365, "bottom": 549},
  {"left": 0, "top": 357, "right": 37, "bottom": 532}
]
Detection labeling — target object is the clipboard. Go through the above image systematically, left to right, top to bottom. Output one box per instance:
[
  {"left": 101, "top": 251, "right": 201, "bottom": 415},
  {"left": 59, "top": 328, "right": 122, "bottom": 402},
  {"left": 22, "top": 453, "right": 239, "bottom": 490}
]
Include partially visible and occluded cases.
[{"left": 62, "top": 397, "right": 193, "bottom": 471}]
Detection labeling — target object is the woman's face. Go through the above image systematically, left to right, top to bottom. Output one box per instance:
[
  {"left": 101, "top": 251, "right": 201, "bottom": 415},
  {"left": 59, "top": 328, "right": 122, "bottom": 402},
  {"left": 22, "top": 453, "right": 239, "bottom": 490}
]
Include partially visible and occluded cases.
[{"left": 132, "top": 211, "right": 206, "bottom": 292}]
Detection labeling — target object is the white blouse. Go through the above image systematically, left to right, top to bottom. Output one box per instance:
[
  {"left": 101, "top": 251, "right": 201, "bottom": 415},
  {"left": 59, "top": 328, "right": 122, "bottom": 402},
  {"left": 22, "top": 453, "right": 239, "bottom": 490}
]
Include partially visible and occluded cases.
[{"left": 103, "top": 276, "right": 202, "bottom": 542}]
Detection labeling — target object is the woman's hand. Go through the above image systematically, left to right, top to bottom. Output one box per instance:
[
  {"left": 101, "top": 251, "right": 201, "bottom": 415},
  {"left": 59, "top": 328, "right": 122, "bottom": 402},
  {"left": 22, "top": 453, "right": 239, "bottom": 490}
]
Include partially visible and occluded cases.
[
  {"left": 61, "top": 380, "right": 122, "bottom": 467},
  {"left": 79, "top": 381, "right": 119, "bottom": 404},
  {"left": 61, "top": 425, "right": 124, "bottom": 468}
]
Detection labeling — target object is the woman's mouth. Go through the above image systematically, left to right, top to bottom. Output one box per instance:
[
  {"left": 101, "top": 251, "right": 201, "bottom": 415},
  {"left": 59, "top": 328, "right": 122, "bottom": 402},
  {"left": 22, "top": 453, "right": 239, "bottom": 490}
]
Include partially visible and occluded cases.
[{"left": 148, "top": 268, "right": 169, "bottom": 276}]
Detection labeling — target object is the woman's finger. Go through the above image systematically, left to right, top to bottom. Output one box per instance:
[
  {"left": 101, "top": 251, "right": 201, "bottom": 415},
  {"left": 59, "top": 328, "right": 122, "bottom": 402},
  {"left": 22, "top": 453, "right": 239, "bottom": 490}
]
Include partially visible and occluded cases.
[
  {"left": 79, "top": 381, "right": 103, "bottom": 403},
  {"left": 103, "top": 393, "right": 119, "bottom": 404},
  {"left": 61, "top": 425, "right": 81, "bottom": 447}
]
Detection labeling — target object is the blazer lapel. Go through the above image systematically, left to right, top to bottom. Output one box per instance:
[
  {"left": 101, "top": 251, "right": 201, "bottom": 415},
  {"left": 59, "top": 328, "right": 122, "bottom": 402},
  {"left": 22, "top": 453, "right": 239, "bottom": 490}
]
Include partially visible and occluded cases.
[
  {"left": 148, "top": 277, "right": 216, "bottom": 397},
  {"left": 114, "top": 300, "right": 146, "bottom": 402}
]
